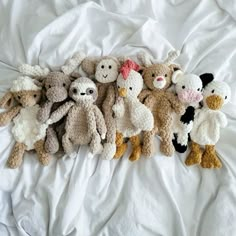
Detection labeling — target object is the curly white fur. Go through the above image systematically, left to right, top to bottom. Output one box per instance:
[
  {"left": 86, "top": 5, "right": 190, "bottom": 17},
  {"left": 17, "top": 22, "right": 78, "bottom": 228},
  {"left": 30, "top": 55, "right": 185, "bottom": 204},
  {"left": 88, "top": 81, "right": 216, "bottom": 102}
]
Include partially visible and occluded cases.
[{"left": 10, "top": 76, "right": 41, "bottom": 92}]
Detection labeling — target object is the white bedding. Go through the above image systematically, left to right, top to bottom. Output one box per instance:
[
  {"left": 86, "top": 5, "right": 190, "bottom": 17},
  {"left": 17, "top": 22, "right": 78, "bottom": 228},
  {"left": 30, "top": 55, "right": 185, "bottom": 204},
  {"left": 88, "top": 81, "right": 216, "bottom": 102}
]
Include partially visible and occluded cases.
[{"left": 0, "top": 0, "right": 236, "bottom": 235}]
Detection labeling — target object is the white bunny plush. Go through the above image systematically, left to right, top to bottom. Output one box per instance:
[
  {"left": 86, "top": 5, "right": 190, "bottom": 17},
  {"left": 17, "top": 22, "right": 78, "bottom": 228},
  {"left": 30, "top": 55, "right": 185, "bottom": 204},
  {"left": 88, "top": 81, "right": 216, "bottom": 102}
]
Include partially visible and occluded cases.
[
  {"left": 113, "top": 59, "right": 154, "bottom": 161},
  {"left": 185, "top": 73, "right": 231, "bottom": 168}
]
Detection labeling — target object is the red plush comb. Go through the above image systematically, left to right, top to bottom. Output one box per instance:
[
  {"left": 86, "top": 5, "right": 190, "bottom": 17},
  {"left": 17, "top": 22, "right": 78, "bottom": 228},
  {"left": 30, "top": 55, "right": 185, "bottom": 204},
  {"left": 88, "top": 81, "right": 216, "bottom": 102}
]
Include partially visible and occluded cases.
[{"left": 120, "top": 59, "right": 140, "bottom": 79}]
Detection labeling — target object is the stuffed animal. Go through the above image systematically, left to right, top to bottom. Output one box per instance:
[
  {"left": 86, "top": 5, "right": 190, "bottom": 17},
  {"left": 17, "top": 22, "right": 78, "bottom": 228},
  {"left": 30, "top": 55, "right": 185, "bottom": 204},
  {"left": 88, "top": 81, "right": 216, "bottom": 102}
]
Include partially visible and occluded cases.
[
  {"left": 138, "top": 50, "right": 185, "bottom": 157},
  {"left": 64, "top": 53, "right": 124, "bottom": 160},
  {"left": 112, "top": 59, "right": 154, "bottom": 161},
  {"left": 19, "top": 64, "right": 77, "bottom": 154},
  {"left": 171, "top": 70, "right": 203, "bottom": 153},
  {"left": 185, "top": 73, "right": 231, "bottom": 168},
  {"left": 0, "top": 76, "right": 50, "bottom": 168},
  {"left": 47, "top": 77, "right": 107, "bottom": 156}
]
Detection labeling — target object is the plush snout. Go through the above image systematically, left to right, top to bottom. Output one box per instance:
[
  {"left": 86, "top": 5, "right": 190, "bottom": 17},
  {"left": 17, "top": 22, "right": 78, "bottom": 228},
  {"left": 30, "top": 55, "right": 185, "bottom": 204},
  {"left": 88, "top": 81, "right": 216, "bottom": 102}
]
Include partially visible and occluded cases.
[
  {"left": 46, "top": 87, "right": 68, "bottom": 102},
  {"left": 118, "top": 88, "right": 127, "bottom": 97},
  {"left": 178, "top": 89, "right": 203, "bottom": 104},
  {"left": 206, "top": 95, "right": 224, "bottom": 110}
]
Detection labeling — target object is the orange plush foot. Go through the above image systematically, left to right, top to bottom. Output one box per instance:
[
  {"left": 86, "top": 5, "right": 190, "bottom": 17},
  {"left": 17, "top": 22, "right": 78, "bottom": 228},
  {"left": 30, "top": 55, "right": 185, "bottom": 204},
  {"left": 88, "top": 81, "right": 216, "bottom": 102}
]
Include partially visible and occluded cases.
[
  {"left": 185, "top": 142, "right": 203, "bottom": 166},
  {"left": 114, "top": 143, "right": 128, "bottom": 159},
  {"left": 201, "top": 145, "right": 222, "bottom": 169}
]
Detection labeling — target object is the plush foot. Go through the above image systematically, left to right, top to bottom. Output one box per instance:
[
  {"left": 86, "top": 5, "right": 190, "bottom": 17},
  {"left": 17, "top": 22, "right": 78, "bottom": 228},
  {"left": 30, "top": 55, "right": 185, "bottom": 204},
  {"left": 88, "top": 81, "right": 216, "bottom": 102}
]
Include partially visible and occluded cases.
[
  {"left": 44, "top": 128, "right": 59, "bottom": 154},
  {"left": 142, "top": 131, "right": 154, "bottom": 158},
  {"left": 172, "top": 135, "right": 187, "bottom": 153},
  {"left": 34, "top": 139, "right": 51, "bottom": 166},
  {"left": 160, "top": 141, "right": 174, "bottom": 156},
  {"left": 7, "top": 142, "right": 26, "bottom": 169},
  {"left": 185, "top": 142, "right": 202, "bottom": 166},
  {"left": 100, "top": 143, "right": 116, "bottom": 160},
  {"left": 114, "top": 143, "right": 127, "bottom": 159},
  {"left": 129, "top": 145, "right": 142, "bottom": 162},
  {"left": 201, "top": 145, "right": 222, "bottom": 169}
]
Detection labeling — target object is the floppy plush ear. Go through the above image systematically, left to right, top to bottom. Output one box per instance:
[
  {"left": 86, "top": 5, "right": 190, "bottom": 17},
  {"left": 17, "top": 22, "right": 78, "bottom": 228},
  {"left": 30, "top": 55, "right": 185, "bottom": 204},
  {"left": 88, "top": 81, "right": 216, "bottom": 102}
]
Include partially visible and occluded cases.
[
  {"left": 137, "top": 52, "right": 153, "bottom": 67},
  {"left": 81, "top": 57, "right": 98, "bottom": 75},
  {"left": 19, "top": 64, "right": 50, "bottom": 77},
  {"left": 172, "top": 70, "right": 183, "bottom": 84},
  {"left": 70, "top": 72, "right": 81, "bottom": 80},
  {"left": 200, "top": 73, "right": 214, "bottom": 88},
  {"left": 33, "top": 78, "right": 44, "bottom": 87},
  {"left": 0, "top": 92, "right": 15, "bottom": 109}
]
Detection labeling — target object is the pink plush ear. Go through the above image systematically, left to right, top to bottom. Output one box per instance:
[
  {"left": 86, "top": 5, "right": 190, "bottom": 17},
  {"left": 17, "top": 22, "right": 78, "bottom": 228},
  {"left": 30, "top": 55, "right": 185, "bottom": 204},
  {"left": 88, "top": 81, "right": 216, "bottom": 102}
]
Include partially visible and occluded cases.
[
  {"left": 120, "top": 59, "right": 140, "bottom": 79},
  {"left": 0, "top": 92, "right": 15, "bottom": 109}
]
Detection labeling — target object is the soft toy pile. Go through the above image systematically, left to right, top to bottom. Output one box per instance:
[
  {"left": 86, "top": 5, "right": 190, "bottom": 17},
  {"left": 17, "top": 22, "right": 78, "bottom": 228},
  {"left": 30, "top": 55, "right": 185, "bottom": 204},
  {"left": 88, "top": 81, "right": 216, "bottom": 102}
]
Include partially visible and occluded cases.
[{"left": 0, "top": 51, "right": 231, "bottom": 169}]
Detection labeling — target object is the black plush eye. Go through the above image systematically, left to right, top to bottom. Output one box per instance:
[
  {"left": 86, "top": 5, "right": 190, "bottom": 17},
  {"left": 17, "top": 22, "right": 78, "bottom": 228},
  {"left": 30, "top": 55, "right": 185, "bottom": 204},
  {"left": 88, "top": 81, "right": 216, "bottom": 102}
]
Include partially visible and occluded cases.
[
  {"left": 101, "top": 65, "right": 104, "bottom": 69},
  {"left": 109, "top": 65, "right": 112, "bottom": 69},
  {"left": 152, "top": 73, "right": 155, "bottom": 77},
  {"left": 165, "top": 74, "right": 167, "bottom": 77},
  {"left": 63, "top": 83, "right": 66, "bottom": 87},
  {"left": 49, "top": 85, "right": 51, "bottom": 88},
  {"left": 118, "top": 86, "right": 120, "bottom": 89},
  {"left": 182, "top": 86, "right": 185, "bottom": 89},
  {"left": 129, "top": 87, "right": 132, "bottom": 90},
  {"left": 73, "top": 88, "right": 77, "bottom": 94},
  {"left": 197, "top": 88, "right": 200, "bottom": 91},
  {"left": 89, "top": 89, "right": 93, "bottom": 94},
  {"left": 211, "top": 90, "right": 214, "bottom": 93},
  {"left": 34, "top": 94, "right": 37, "bottom": 98},
  {"left": 18, "top": 96, "right": 21, "bottom": 99},
  {"left": 225, "top": 96, "right": 227, "bottom": 99}
]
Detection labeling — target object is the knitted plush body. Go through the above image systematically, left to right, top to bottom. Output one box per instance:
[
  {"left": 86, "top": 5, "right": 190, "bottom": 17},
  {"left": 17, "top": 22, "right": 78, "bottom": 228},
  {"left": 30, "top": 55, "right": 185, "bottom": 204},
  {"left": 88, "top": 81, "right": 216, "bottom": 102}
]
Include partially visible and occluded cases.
[
  {"left": 138, "top": 51, "right": 185, "bottom": 157},
  {"left": 64, "top": 54, "right": 124, "bottom": 160},
  {"left": 112, "top": 60, "right": 154, "bottom": 161},
  {"left": 19, "top": 64, "right": 77, "bottom": 154},
  {"left": 171, "top": 70, "right": 203, "bottom": 153},
  {"left": 185, "top": 73, "right": 231, "bottom": 168},
  {"left": 0, "top": 76, "right": 50, "bottom": 168},
  {"left": 48, "top": 77, "right": 107, "bottom": 156}
]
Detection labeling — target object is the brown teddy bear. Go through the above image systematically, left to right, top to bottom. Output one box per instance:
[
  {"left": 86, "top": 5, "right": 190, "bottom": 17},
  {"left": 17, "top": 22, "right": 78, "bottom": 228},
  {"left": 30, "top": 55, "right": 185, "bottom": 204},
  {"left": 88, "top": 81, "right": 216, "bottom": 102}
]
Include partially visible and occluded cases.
[
  {"left": 138, "top": 51, "right": 185, "bottom": 157},
  {"left": 0, "top": 76, "right": 50, "bottom": 168}
]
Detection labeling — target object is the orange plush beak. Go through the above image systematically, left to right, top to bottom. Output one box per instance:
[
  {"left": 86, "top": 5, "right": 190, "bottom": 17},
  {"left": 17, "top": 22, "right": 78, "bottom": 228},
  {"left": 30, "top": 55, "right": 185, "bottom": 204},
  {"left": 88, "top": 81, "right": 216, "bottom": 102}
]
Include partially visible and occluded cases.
[
  {"left": 118, "top": 88, "right": 127, "bottom": 97},
  {"left": 206, "top": 95, "right": 224, "bottom": 110}
]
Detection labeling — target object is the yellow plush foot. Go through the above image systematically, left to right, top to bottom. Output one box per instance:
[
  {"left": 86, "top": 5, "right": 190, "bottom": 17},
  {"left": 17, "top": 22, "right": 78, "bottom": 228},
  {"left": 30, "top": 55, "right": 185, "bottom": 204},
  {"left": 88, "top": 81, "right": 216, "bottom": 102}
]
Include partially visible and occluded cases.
[
  {"left": 185, "top": 142, "right": 203, "bottom": 166},
  {"left": 114, "top": 143, "right": 128, "bottom": 159},
  {"left": 201, "top": 145, "right": 222, "bottom": 169}
]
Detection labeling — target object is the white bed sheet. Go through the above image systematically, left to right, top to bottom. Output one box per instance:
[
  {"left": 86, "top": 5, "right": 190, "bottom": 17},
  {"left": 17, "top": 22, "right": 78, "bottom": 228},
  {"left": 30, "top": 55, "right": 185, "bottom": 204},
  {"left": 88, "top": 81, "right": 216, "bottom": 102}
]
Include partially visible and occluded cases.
[{"left": 0, "top": 0, "right": 236, "bottom": 235}]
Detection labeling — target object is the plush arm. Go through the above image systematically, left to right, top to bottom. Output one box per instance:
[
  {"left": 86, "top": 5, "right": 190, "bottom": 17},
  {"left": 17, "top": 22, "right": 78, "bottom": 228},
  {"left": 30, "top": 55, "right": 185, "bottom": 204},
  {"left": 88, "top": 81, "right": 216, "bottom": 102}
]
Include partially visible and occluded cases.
[
  {"left": 102, "top": 85, "right": 116, "bottom": 113},
  {"left": 138, "top": 89, "right": 152, "bottom": 103},
  {"left": 167, "top": 92, "right": 185, "bottom": 115},
  {"left": 112, "top": 98, "right": 125, "bottom": 118},
  {"left": 37, "top": 101, "right": 53, "bottom": 122},
  {"left": 48, "top": 101, "right": 74, "bottom": 124},
  {"left": 0, "top": 105, "right": 21, "bottom": 126},
  {"left": 93, "top": 106, "right": 107, "bottom": 139},
  {"left": 215, "top": 112, "right": 228, "bottom": 128}
]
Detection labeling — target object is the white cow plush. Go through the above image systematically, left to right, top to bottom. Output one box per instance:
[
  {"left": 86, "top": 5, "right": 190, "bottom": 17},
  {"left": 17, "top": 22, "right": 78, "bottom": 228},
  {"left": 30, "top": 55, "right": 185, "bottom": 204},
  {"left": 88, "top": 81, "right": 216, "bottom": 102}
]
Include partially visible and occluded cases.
[{"left": 171, "top": 70, "right": 203, "bottom": 153}]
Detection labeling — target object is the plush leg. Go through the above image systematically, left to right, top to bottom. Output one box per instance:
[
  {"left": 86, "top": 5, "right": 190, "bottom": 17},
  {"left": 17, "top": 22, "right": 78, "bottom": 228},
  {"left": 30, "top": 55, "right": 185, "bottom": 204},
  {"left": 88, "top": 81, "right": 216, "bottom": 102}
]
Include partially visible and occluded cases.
[
  {"left": 44, "top": 127, "right": 59, "bottom": 154},
  {"left": 142, "top": 130, "right": 154, "bottom": 157},
  {"left": 90, "top": 132, "right": 103, "bottom": 155},
  {"left": 114, "top": 132, "right": 127, "bottom": 159},
  {"left": 172, "top": 133, "right": 188, "bottom": 153},
  {"left": 62, "top": 134, "right": 74, "bottom": 154},
  {"left": 129, "top": 135, "right": 142, "bottom": 162},
  {"left": 34, "top": 139, "right": 51, "bottom": 166},
  {"left": 7, "top": 142, "right": 26, "bottom": 168},
  {"left": 185, "top": 142, "right": 203, "bottom": 166},
  {"left": 201, "top": 145, "right": 222, "bottom": 169}
]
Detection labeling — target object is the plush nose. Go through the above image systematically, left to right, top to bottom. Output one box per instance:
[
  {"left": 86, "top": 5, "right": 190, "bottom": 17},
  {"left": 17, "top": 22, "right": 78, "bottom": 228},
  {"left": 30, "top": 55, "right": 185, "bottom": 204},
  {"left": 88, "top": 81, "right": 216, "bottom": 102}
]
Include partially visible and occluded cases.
[
  {"left": 156, "top": 77, "right": 163, "bottom": 81},
  {"left": 118, "top": 88, "right": 127, "bottom": 97},
  {"left": 178, "top": 89, "right": 203, "bottom": 103},
  {"left": 206, "top": 95, "right": 224, "bottom": 110}
]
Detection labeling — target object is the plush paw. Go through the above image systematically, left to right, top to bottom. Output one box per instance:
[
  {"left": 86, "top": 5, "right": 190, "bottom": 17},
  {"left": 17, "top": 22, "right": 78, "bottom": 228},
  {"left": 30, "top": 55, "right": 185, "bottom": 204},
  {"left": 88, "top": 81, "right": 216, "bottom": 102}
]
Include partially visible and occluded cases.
[
  {"left": 160, "top": 141, "right": 174, "bottom": 156},
  {"left": 100, "top": 143, "right": 116, "bottom": 160},
  {"left": 114, "top": 143, "right": 127, "bottom": 159},
  {"left": 141, "top": 144, "right": 153, "bottom": 158},
  {"left": 129, "top": 146, "right": 142, "bottom": 162},
  {"left": 185, "top": 150, "right": 202, "bottom": 166},
  {"left": 201, "top": 150, "right": 222, "bottom": 169},
  {"left": 39, "top": 153, "right": 51, "bottom": 166},
  {"left": 7, "top": 157, "right": 23, "bottom": 169}
]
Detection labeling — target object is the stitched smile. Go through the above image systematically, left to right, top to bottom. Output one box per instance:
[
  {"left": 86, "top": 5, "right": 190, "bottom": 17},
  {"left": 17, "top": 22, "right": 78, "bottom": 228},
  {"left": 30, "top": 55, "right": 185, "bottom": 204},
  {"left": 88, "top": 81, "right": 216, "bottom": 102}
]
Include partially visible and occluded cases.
[{"left": 103, "top": 74, "right": 108, "bottom": 78}]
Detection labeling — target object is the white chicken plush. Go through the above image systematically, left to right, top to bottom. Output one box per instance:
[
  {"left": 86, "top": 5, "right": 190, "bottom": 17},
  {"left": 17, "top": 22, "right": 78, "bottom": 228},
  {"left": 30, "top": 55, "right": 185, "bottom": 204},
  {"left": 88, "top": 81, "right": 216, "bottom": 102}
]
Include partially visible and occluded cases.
[
  {"left": 112, "top": 59, "right": 154, "bottom": 161},
  {"left": 185, "top": 73, "right": 231, "bottom": 169}
]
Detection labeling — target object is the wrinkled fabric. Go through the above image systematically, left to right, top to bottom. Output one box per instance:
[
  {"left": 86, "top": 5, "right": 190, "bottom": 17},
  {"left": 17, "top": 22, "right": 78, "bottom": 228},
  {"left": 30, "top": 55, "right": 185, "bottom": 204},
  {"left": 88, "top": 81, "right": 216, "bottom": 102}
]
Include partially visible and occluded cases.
[{"left": 0, "top": 0, "right": 236, "bottom": 235}]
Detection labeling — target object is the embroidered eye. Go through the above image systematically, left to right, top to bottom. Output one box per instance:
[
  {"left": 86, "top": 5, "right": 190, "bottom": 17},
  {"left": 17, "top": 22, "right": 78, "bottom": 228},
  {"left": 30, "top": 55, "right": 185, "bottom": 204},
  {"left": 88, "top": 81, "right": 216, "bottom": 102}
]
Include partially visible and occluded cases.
[
  {"left": 101, "top": 65, "right": 105, "bottom": 69},
  {"left": 109, "top": 65, "right": 112, "bottom": 69},
  {"left": 152, "top": 73, "right": 155, "bottom": 77},
  {"left": 165, "top": 74, "right": 167, "bottom": 77},
  {"left": 63, "top": 83, "right": 66, "bottom": 87},
  {"left": 49, "top": 85, "right": 51, "bottom": 88},
  {"left": 118, "top": 86, "right": 120, "bottom": 89},
  {"left": 182, "top": 86, "right": 185, "bottom": 89},
  {"left": 129, "top": 87, "right": 132, "bottom": 90},
  {"left": 73, "top": 88, "right": 77, "bottom": 94},
  {"left": 197, "top": 88, "right": 200, "bottom": 91},
  {"left": 211, "top": 90, "right": 214, "bottom": 93},
  {"left": 34, "top": 94, "right": 37, "bottom": 98},
  {"left": 18, "top": 96, "right": 21, "bottom": 99},
  {"left": 225, "top": 96, "right": 227, "bottom": 99}
]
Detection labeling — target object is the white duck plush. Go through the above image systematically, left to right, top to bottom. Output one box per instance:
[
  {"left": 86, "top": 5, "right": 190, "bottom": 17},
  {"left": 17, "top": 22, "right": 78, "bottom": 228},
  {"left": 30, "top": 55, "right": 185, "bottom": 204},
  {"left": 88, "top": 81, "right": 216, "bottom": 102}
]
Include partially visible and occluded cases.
[
  {"left": 112, "top": 59, "right": 154, "bottom": 161},
  {"left": 185, "top": 73, "right": 231, "bottom": 168}
]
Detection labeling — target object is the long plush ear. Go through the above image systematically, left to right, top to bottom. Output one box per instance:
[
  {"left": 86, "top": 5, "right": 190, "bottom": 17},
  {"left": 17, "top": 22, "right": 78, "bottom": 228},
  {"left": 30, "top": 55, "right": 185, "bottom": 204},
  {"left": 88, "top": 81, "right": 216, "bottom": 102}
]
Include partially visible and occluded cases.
[
  {"left": 164, "top": 50, "right": 180, "bottom": 65},
  {"left": 61, "top": 52, "right": 86, "bottom": 75},
  {"left": 137, "top": 52, "right": 153, "bottom": 67},
  {"left": 81, "top": 57, "right": 98, "bottom": 75},
  {"left": 19, "top": 64, "right": 50, "bottom": 77},
  {"left": 172, "top": 70, "right": 183, "bottom": 84},
  {"left": 70, "top": 72, "right": 81, "bottom": 80},
  {"left": 200, "top": 73, "right": 214, "bottom": 88},
  {"left": 0, "top": 92, "right": 15, "bottom": 109}
]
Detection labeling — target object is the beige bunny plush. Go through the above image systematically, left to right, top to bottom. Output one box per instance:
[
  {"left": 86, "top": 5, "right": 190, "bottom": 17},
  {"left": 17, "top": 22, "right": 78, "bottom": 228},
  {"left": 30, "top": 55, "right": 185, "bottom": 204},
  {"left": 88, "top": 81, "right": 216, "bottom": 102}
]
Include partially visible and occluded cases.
[{"left": 0, "top": 76, "right": 50, "bottom": 168}]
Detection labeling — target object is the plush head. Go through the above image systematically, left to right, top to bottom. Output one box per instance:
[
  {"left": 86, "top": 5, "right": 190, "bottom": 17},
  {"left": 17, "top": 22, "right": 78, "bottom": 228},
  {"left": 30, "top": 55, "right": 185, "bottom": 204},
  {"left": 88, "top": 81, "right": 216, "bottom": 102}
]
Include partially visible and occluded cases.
[
  {"left": 138, "top": 50, "right": 180, "bottom": 91},
  {"left": 117, "top": 60, "right": 143, "bottom": 99},
  {"left": 172, "top": 70, "right": 203, "bottom": 105},
  {"left": 43, "top": 72, "right": 72, "bottom": 103},
  {"left": 5, "top": 76, "right": 42, "bottom": 107},
  {"left": 69, "top": 77, "right": 98, "bottom": 104}
]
